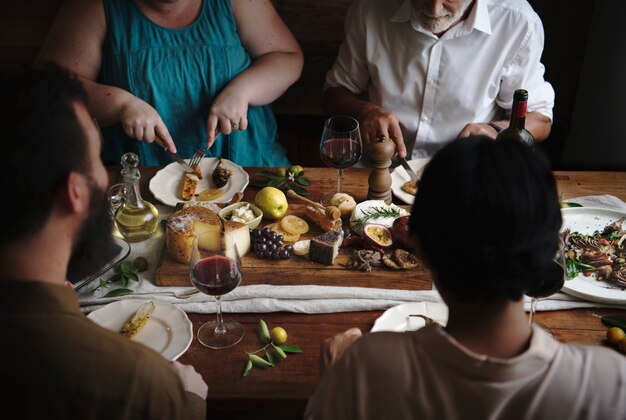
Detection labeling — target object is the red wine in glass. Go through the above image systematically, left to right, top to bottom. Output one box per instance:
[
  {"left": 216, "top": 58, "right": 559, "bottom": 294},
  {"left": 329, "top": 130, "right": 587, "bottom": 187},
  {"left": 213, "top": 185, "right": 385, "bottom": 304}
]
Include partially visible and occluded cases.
[
  {"left": 319, "top": 116, "right": 363, "bottom": 198},
  {"left": 320, "top": 138, "right": 363, "bottom": 169},
  {"left": 190, "top": 231, "right": 244, "bottom": 349},
  {"left": 191, "top": 256, "right": 241, "bottom": 296}
]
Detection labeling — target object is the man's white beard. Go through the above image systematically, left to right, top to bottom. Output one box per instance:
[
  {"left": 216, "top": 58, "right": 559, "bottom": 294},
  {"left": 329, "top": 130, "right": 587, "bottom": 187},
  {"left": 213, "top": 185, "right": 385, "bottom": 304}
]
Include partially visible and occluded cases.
[{"left": 418, "top": 1, "right": 473, "bottom": 34}]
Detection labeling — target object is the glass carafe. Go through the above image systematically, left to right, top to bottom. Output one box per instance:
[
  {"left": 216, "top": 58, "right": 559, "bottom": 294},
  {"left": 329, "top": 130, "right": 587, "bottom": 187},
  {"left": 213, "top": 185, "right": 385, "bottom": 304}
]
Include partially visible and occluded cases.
[{"left": 108, "top": 153, "right": 159, "bottom": 242}]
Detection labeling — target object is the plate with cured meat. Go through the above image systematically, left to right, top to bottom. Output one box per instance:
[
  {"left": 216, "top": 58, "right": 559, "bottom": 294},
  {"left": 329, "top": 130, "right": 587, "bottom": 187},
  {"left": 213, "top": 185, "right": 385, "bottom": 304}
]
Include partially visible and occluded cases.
[
  {"left": 149, "top": 157, "right": 249, "bottom": 207},
  {"left": 561, "top": 207, "right": 626, "bottom": 304}
]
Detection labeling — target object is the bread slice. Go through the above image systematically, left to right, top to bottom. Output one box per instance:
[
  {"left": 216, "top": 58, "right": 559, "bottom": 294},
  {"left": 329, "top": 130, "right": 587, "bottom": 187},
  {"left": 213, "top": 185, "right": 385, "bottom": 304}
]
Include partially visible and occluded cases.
[{"left": 309, "top": 229, "right": 344, "bottom": 265}]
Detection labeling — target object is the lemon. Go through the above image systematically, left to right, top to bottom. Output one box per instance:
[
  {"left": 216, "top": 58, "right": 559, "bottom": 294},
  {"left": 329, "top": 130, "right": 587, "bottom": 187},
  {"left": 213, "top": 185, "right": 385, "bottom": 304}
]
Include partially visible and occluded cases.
[
  {"left": 287, "top": 165, "right": 304, "bottom": 177},
  {"left": 280, "top": 215, "right": 309, "bottom": 235},
  {"left": 270, "top": 327, "right": 288, "bottom": 345},
  {"left": 607, "top": 327, "right": 626, "bottom": 344}
]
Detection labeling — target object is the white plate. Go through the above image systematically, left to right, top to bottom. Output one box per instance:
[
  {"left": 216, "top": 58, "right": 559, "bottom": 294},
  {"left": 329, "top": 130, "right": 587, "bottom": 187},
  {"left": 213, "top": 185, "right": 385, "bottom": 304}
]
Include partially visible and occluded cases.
[
  {"left": 149, "top": 157, "right": 249, "bottom": 207},
  {"left": 390, "top": 158, "right": 430, "bottom": 205},
  {"left": 561, "top": 207, "right": 626, "bottom": 304},
  {"left": 88, "top": 299, "right": 193, "bottom": 360},
  {"left": 371, "top": 302, "right": 448, "bottom": 333}
]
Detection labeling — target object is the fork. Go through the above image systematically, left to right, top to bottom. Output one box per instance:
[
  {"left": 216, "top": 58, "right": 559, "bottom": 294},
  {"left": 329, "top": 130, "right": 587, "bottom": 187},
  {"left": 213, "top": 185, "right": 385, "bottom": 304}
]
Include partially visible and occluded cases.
[
  {"left": 189, "top": 148, "right": 206, "bottom": 169},
  {"left": 131, "top": 289, "right": 201, "bottom": 300}
]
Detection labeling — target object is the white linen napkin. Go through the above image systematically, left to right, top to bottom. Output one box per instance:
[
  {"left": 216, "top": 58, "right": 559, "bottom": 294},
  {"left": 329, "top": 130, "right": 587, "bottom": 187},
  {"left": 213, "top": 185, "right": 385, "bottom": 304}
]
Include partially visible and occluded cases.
[{"left": 78, "top": 196, "right": 626, "bottom": 314}]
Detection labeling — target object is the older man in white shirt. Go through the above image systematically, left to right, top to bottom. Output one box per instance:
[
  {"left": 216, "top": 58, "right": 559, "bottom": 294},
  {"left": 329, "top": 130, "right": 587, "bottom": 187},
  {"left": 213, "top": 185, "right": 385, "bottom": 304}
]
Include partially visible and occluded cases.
[{"left": 325, "top": 0, "right": 555, "bottom": 159}]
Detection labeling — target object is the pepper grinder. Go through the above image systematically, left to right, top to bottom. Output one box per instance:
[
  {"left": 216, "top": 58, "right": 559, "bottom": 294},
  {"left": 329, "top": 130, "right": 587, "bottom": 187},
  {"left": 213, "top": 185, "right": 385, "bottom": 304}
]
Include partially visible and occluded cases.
[{"left": 367, "top": 136, "right": 396, "bottom": 204}]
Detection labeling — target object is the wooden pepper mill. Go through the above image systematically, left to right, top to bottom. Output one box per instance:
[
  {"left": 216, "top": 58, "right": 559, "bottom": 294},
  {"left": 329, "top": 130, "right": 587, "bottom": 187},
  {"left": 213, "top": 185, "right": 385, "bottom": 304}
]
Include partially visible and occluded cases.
[{"left": 367, "top": 135, "right": 396, "bottom": 204}]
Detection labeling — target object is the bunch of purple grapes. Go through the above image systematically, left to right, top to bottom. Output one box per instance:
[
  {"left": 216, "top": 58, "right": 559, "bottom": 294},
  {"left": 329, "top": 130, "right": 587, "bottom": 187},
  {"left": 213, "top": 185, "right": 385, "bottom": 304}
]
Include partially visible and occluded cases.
[{"left": 251, "top": 227, "right": 293, "bottom": 260}]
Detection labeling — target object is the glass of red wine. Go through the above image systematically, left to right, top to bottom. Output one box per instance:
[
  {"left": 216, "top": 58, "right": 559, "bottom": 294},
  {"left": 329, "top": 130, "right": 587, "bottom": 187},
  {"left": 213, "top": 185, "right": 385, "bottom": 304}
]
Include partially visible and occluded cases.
[
  {"left": 319, "top": 116, "right": 362, "bottom": 202},
  {"left": 190, "top": 231, "right": 243, "bottom": 349},
  {"left": 526, "top": 237, "right": 566, "bottom": 336}
]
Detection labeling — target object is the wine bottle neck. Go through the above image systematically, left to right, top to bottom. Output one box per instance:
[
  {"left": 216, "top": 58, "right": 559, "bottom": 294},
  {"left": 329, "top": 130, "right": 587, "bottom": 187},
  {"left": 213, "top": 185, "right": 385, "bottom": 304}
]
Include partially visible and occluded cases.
[{"left": 509, "top": 99, "right": 528, "bottom": 130}]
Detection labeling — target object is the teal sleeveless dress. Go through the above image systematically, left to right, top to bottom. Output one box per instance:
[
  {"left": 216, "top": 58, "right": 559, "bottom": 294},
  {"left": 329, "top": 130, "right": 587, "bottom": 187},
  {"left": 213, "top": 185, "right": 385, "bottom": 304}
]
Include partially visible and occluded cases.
[{"left": 99, "top": 0, "right": 289, "bottom": 167}]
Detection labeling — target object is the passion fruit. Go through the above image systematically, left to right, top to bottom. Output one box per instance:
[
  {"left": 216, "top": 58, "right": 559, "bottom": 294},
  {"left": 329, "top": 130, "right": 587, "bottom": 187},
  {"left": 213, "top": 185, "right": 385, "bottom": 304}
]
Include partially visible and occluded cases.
[{"left": 362, "top": 223, "right": 393, "bottom": 249}]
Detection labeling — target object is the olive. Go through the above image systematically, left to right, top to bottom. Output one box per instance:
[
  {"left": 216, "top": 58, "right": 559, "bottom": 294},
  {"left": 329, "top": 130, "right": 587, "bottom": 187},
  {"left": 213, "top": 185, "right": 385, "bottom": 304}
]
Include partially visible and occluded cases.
[{"left": 608, "top": 327, "right": 626, "bottom": 344}]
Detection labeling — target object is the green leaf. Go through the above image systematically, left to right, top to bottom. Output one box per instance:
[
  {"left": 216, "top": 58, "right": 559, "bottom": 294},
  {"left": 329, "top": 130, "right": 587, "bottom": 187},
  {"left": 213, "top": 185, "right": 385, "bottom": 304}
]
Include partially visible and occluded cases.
[
  {"left": 256, "top": 170, "right": 282, "bottom": 179},
  {"left": 296, "top": 177, "right": 311, "bottom": 186},
  {"left": 267, "top": 178, "right": 287, "bottom": 188},
  {"left": 248, "top": 181, "right": 267, "bottom": 189},
  {"left": 287, "top": 184, "right": 309, "bottom": 196},
  {"left": 563, "top": 202, "right": 583, "bottom": 208},
  {"left": 565, "top": 258, "right": 580, "bottom": 280},
  {"left": 120, "top": 261, "right": 134, "bottom": 274},
  {"left": 124, "top": 272, "right": 139, "bottom": 282},
  {"left": 108, "top": 273, "right": 122, "bottom": 283},
  {"left": 121, "top": 275, "right": 129, "bottom": 288},
  {"left": 98, "top": 278, "right": 108, "bottom": 288},
  {"left": 103, "top": 288, "right": 134, "bottom": 298},
  {"left": 601, "top": 316, "right": 626, "bottom": 330},
  {"left": 258, "top": 319, "right": 271, "bottom": 344},
  {"left": 273, "top": 343, "right": 287, "bottom": 360},
  {"left": 280, "top": 345, "right": 303, "bottom": 354},
  {"left": 265, "top": 351, "right": 276, "bottom": 367},
  {"left": 249, "top": 354, "right": 272, "bottom": 368},
  {"left": 242, "top": 359, "right": 253, "bottom": 377}
]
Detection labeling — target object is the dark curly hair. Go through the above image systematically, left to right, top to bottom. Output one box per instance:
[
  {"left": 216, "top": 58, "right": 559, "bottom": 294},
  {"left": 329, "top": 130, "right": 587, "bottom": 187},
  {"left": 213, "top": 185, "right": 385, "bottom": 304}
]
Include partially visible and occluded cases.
[
  {"left": 0, "top": 63, "right": 89, "bottom": 243},
  {"left": 410, "top": 136, "right": 562, "bottom": 302}
]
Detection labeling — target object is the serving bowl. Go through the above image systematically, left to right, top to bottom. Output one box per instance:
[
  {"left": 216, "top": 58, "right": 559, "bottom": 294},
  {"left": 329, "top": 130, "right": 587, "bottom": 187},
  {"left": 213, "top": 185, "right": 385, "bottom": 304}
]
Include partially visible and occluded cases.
[{"left": 219, "top": 202, "right": 263, "bottom": 229}]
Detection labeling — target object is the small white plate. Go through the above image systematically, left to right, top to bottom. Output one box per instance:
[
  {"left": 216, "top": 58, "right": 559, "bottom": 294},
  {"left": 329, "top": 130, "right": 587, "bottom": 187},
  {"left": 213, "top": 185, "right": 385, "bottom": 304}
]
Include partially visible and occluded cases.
[
  {"left": 149, "top": 157, "right": 249, "bottom": 207},
  {"left": 391, "top": 158, "right": 430, "bottom": 205},
  {"left": 561, "top": 207, "right": 626, "bottom": 304},
  {"left": 88, "top": 299, "right": 193, "bottom": 360},
  {"left": 371, "top": 302, "right": 448, "bottom": 333}
]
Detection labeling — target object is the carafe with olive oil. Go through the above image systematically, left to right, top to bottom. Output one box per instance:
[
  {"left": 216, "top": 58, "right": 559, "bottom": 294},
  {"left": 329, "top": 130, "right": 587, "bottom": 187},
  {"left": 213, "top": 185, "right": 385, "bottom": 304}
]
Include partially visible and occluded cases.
[{"left": 110, "top": 153, "right": 159, "bottom": 242}]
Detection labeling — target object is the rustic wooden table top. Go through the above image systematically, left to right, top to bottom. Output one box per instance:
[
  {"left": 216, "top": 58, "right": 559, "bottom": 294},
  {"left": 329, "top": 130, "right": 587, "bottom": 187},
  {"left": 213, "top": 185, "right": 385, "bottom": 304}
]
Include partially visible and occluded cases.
[{"left": 108, "top": 166, "right": 626, "bottom": 414}]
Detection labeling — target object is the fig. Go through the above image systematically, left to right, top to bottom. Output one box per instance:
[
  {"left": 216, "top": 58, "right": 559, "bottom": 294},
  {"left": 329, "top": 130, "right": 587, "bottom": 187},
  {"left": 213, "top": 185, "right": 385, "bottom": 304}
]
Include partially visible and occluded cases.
[
  {"left": 391, "top": 215, "right": 417, "bottom": 250},
  {"left": 363, "top": 223, "right": 393, "bottom": 249}
]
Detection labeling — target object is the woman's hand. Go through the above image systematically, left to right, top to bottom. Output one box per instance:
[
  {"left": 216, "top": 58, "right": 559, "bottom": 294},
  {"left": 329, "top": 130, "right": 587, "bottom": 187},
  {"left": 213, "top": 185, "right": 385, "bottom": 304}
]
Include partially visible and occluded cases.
[
  {"left": 206, "top": 86, "right": 249, "bottom": 148},
  {"left": 118, "top": 97, "right": 176, "bottom": 152}
]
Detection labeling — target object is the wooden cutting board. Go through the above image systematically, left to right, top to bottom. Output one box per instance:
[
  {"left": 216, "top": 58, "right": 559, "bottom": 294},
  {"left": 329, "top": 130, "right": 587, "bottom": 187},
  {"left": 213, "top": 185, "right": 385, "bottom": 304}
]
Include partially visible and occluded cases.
[{"left": 155, "top": 204, "right": 432, "bottom": 291}]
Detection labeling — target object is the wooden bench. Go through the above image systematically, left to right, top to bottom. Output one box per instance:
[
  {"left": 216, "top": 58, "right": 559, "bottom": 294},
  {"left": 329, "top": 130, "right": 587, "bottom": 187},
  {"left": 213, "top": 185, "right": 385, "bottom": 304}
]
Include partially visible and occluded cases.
[{"left": 0, "top": 0, "right": 596, "bottom": 168}]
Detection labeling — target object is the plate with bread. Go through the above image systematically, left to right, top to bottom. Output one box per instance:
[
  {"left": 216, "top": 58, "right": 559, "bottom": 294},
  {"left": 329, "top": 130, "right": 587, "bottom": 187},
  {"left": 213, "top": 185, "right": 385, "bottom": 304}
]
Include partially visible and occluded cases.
[
  {"left": 149, "top": 157, "right": 249, "bottom": 207},
  {"left": 390, "top": 158, "right": 429, "bottom": 205}
]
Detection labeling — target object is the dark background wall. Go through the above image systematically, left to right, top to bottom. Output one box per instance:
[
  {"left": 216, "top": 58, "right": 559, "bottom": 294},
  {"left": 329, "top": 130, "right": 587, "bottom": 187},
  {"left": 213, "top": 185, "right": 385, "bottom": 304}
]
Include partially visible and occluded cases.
[{"left": 0, "top": 0, "right": 615, "bottom": 169}]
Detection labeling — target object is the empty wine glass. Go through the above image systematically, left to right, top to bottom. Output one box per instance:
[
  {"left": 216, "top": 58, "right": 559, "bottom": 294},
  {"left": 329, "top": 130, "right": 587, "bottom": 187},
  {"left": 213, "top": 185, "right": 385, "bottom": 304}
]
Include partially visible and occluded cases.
[
  {"left": 319, "top": 116, "right": 363, "bottom": 200},
  {"left": 190, "top": 231, "right": 243, "bottom": 349},
  {"left": 527, "top": 237, "right": 566, "bottom": 336}
]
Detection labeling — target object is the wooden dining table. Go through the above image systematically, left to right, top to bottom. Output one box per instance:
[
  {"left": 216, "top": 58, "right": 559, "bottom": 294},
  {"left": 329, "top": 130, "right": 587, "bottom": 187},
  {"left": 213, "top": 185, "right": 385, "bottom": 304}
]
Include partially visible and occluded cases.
[{"left": 107, "top": 166, "right": 626, "bottom": 418}]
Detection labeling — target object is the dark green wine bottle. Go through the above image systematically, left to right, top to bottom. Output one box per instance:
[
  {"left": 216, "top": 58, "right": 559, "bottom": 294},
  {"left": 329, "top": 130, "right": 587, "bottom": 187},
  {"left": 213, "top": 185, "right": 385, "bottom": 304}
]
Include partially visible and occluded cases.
[{"left": 496, "top": 89, "right": 534, "bottom": 145}]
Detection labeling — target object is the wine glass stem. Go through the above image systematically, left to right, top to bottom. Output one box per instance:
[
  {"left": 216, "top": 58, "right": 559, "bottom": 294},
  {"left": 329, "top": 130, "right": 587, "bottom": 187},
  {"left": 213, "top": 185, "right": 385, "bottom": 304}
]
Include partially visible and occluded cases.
[
  {"left": 337, "top": 168, "right": 344, "bottom": 193},
  {"left": 214, "top": 296, "right": 226, "bottom": 335},
  {"left": 528, "top": 297, "right": 538, "bottom": 325}
]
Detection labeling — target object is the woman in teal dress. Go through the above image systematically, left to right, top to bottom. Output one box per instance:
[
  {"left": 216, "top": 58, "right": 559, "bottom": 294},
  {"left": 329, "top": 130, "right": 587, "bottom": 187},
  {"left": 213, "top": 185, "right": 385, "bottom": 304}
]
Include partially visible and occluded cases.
[{"left": 38, "top": 0, "right": 303, "bottom": 166}]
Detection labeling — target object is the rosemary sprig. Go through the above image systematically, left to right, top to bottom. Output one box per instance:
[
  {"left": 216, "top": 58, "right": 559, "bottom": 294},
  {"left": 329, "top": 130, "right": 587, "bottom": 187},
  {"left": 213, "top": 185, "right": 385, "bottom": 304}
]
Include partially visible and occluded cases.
[{"left": 352, "top": 206, "right": 403, "bottom": 231}]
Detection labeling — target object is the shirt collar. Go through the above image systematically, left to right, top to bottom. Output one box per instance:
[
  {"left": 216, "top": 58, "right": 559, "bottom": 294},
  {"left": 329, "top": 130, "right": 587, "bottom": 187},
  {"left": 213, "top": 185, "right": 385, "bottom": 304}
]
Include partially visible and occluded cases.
[{"left": 391, "top": 0, "right": 492, "bottom": 36}]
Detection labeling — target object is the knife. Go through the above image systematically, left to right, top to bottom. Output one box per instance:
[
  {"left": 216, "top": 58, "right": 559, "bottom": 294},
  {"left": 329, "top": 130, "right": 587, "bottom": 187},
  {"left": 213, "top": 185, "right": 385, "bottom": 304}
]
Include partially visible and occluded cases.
[
  {"left": 154, "top": 134, "right": 195, "bottom": 172},
  {"left": 398, "top": 157, "right": 419, "bottom": 184}
]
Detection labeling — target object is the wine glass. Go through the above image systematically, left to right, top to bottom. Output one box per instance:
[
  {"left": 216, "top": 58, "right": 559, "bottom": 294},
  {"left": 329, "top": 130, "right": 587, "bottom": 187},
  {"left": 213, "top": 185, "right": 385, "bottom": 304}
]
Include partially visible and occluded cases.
[
  {"left": 319, "top": 116, "right": 363, "bottom": 201},
  {"left": 190, "top": 231, "right": 244, "bottom": 349},
  {"left": 526, "top": 237, "right": 566, "bottom": 336}
]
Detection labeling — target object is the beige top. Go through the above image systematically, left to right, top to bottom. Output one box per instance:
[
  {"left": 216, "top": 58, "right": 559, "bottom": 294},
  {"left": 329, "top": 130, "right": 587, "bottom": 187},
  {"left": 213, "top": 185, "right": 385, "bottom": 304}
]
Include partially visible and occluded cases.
[
  {"left": 0, "top": 279, "right": 205, "bottom": 419},
  {"left": 305, "top": 324, "right": 626, "bottom": 420}
]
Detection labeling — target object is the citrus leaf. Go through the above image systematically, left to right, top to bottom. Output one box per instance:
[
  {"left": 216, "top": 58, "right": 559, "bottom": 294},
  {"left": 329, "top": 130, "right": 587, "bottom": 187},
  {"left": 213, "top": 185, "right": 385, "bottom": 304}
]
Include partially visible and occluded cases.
[
  {"left": 256, "top": 170, "right": 282, "bottom": 179},
  {"left": 296, "top": 177, "right": 311, "bottom": 186},
  {"left": 267, "top": 178, "right": 287, "bottom": 188},
  {"left": 249, "top": 181, "right": 267, "bottom": 189},
  {"left": 287, "top": 184, "right": 309, "bottom": 196},
  {"left": 563, "top": 202, "right": 583, "bottom": 208},
  {"left": 120, "top": 261, "right": 134, "bottom": 273},
  {"left": 124, "top": 272, "right": 139, "bottom": 282},
  {"left": 121, "top": 275, "right": 129, "bottom": 288},
  {"left": 103, "top": 288, "right": 134, "bottom": 298},
  {"left": 258, "top": 319, "right": 271, "bottom": 344},
  {"left": 273, "top": 343, "right": 287, "bottom": 360},
  {"left": 280, "top": 345, "right": 303, "bottom": 354},
  {"left": 265, "top": 351, "right": 276, "bottom": 367},
  {"left": 249, "top": 354, "right": 272, "bottom": 368},
  {"left": 242, "top": 359, "right": 253, "bottom": 377}
]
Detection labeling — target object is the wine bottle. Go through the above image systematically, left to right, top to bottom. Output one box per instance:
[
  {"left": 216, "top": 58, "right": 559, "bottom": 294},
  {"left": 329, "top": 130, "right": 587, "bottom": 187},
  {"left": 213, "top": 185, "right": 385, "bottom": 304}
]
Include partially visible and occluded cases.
[{"left": 496, "top": 89, "right": 534, "bottom": 145}]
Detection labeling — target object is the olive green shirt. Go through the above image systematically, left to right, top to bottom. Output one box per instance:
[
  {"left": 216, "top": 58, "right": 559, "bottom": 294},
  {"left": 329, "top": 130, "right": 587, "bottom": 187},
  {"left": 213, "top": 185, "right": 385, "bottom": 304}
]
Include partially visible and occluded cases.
[{"left": 0, "top": 279, "right": 205, "bottom": 419}]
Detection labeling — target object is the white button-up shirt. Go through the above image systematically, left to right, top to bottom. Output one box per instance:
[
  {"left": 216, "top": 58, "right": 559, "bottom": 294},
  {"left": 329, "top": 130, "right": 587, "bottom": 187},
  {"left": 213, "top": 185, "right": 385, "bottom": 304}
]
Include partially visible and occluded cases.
[{"left": 326, "top": 0, "right": 555, "bottom": 158}]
